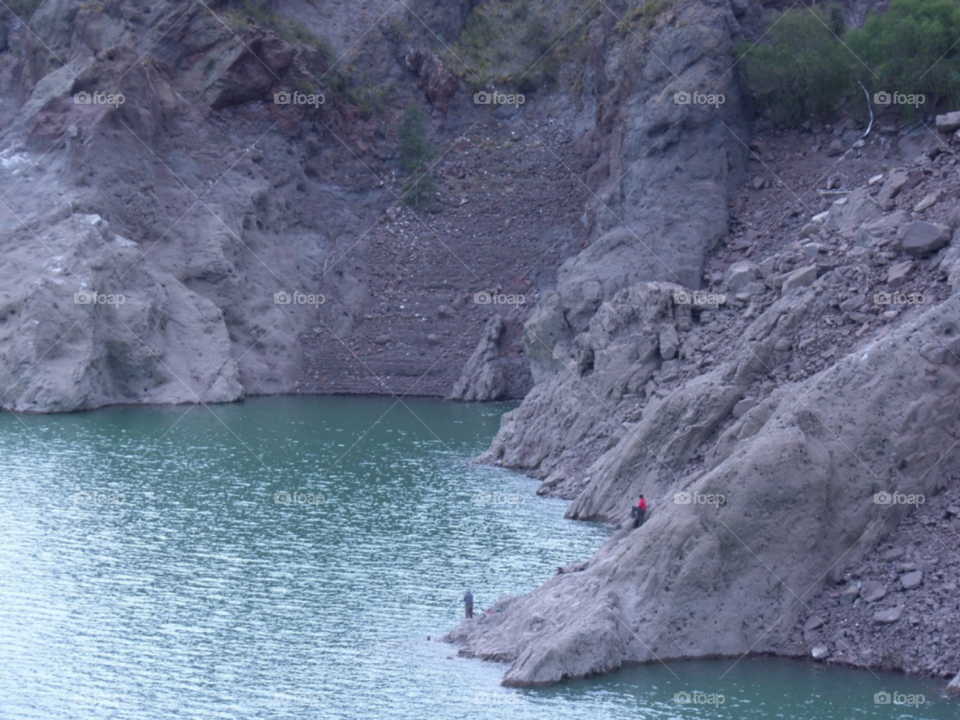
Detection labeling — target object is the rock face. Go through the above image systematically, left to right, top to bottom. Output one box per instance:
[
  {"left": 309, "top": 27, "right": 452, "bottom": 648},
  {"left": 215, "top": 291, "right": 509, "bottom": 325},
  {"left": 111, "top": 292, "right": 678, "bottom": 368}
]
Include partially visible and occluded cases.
[
  {"left": 0, "top": 0, "right": 598, "bottom": 409},
  {"left": 518, "top": 0, "right": 748, "bottom": 382},
  {"left": 0, "top": 211, "right": 242, "bottom": 411},
  {"left": 452, "top": 288, "right": 960, "bottom": 686},
  {"left": 448, "top": 316, "right": 508, "bottom": 402}
]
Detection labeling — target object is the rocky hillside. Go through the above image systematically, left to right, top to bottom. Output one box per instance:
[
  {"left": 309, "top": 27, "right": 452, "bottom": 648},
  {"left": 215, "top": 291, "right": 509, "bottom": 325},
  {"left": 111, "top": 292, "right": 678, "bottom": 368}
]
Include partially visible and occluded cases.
[
  {"left": 0, "top": 0, "right": 604, "bottom": 410},
  {"left": 450, "top": 82, "right": 960, "bottom": 693}
]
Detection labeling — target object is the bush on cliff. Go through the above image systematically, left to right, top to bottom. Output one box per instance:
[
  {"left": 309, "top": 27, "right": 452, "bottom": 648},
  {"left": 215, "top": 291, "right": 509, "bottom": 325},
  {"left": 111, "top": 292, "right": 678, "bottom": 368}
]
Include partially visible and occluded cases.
[
  {"left": 739, "top": 0, "right": 960, "bottom": 124},
  {"left": 848, "top": 0, "right": 960, "bottom": 112},
  {"left": 736, "top": 4, "right": 854, "bottom": 125},
  {"left": 397, "top": 106, "right": 438, "bottom": 212}
]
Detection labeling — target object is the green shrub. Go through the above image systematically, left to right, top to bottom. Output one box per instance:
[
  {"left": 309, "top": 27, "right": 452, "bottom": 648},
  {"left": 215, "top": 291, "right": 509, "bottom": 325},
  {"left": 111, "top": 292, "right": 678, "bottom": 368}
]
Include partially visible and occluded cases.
[
  {"left": 448, "top": 0, "right": 581, "bottom": 93},
  {"left": 848, "top": 0, "right": 960, "bottom": 112},
  {"left": 737, "top": 5, "right": 854, "bottom": 124},
  {"left": 397, "top": 106, "right": 438, "bottom": 212}
]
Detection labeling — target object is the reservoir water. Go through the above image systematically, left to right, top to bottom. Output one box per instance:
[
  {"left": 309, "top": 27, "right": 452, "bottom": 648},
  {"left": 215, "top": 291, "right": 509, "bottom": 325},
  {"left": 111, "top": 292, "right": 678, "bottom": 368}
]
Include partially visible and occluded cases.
[{"left": 0, "top": 396, "right": 955, "bottom": 718}]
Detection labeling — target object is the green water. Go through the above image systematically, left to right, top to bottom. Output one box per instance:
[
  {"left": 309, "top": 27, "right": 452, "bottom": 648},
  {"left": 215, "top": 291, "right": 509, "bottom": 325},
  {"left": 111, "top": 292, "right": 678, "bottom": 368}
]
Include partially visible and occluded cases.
[{"left": 0, "top": 396, "right": 954, "bottom": 719}]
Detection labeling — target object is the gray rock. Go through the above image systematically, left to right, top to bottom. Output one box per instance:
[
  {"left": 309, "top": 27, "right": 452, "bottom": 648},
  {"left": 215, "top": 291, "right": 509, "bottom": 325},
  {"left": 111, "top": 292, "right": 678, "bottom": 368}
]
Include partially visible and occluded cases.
[
  {"left": 936, "top": 111, "right": 960, "bottom": 133},
  {"left": 903, "top": 168, "right": 925, "bottom": 191},
  {"left": 877, "top": 171, "right": 908, "bottom": 205},
  {"left": 826, "top": 189, "right": 881, "bottom": 235},
  {"left": 913, "top": 190, "right": 941, "bottom": 213},
  {"left": 861, "top": 211, "right": 907, "bottom": 239},
  {"left": 0, "top": 213, "right": 243, "bottom": 412},
  {"left": 896, "top": 221, "right": 950, "bottom": 256},
  {"left": 758, "top": 257, "right": 777, "bottom": 278},
  {"left": 724, "top": 260, "right": 760, "bottom": 293},
  {"left": 886, "top": 261, "right": 914, "bottom": 289},
  {"left": 781, "top": 265, "right": 818, "bottom": 295},
  {"left": 839, "top": 295, "right": 865, "bottom": 313},
  {"left": 448, "top": 316, "right": 507, "bottom": 402},
  {"left": 659, "top": 324, "right": 680, "bottom": 361},
  {"left": 732, "top": 398, "right": 757, "bottom": 418},
  {"left": 882, "top": 547, "right": 905, "bottom": 561},
  {"left": 901, "top": 571, "right": 923, "bottom": 590},
  {"left": 861, "top": 580, "right": 888, "bottom": 603},
  {"left": 840, "top": 584, "right": 860, "bottom": 604},
  {"left": 873, "top": 606, "right": 904, "bottom": 625},
  {"left": 804, "top": 616, "right": 825, "bottom": 631},
  {"left": 811, "top": 645, "right": 830, "bottom": 660},
  {"left": 948, "top": 672, "right": 960, "bottom": 696}
]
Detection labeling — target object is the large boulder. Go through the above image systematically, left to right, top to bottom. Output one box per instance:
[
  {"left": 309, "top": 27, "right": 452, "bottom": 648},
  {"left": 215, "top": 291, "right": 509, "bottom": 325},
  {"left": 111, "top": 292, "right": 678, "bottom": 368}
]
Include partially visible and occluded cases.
[
  {"left": 936, "top": 112, "right": 960, "bottom": 133},
  {"left": 0, "top": 211, "right": 242, "bottom": 412},
  {"left": 895, "top": 221, "right": 951, "bottom": 257}
]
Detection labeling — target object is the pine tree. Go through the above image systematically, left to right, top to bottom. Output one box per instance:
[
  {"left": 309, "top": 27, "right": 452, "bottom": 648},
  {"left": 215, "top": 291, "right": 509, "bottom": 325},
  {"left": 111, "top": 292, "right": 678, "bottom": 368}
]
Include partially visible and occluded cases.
[{"left": 397, "top": 105, "right": 438, "bottom": 211}]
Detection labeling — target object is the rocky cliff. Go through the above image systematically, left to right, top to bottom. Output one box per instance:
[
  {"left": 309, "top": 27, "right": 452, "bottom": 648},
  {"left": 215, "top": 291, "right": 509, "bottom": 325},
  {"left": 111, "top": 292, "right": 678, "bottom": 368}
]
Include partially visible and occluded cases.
[
  {"left": 0, "top": 0, "right": 600, "bottom": 410},
  {"left": 451, "top": 29, "right": 960, "bottom": 692}
]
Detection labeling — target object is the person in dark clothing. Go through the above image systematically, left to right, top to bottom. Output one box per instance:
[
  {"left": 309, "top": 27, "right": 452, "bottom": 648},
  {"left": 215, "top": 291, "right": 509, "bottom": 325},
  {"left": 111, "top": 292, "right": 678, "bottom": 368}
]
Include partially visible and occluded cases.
[
  {"left": 633, "top": 494, "right": 646, "bottom": 528},
  {"left": 464, "top": 589, "right": 474, "bottom": 619}
]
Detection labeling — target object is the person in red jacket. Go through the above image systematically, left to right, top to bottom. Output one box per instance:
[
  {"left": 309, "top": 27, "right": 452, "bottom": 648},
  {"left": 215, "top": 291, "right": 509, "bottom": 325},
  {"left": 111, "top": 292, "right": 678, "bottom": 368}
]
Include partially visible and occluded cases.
[{"left": 632, "top": 494, "right": 647, "bottom": 528}]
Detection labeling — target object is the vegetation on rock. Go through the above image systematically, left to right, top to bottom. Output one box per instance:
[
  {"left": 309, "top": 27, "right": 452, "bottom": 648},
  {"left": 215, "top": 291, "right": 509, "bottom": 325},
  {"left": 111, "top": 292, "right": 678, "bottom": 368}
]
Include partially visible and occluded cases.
[
  {"left": 738, "top": 0, "right": 960, "bottom": 125},
  {"left": 397, "top": 105, "right": 438, "bottom": 212}
]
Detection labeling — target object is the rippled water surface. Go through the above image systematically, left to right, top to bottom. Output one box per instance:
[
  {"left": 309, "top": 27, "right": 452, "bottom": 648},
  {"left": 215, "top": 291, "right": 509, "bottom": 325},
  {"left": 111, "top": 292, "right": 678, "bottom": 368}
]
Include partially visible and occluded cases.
[{"left": 0, "top": 396, "right": 955, "bottom": 719}]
